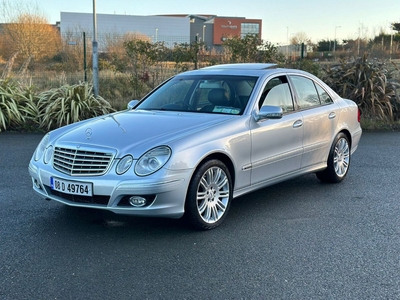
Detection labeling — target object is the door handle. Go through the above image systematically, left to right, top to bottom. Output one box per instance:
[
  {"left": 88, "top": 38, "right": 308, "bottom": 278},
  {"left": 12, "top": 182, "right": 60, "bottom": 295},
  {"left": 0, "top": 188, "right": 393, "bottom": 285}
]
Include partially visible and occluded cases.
[
  {"left": 329, "top": 112, "right": 336, "bottom": 119},
  {"left": 293, "top": 120, "right": 303, "bottom": 128}
]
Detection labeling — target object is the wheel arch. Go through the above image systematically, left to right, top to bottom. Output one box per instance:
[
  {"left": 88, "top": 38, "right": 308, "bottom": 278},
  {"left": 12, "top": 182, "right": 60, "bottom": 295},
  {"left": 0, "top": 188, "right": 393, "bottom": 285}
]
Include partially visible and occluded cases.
[
  {"left": 338, "top": 128, "right": 352, "bottom": 149},
  {"left": 183, "top": 151, "right": 235, "bottom": 230},
  {"left": 191, "top": 152, "right": 236, "bottom": 189}
]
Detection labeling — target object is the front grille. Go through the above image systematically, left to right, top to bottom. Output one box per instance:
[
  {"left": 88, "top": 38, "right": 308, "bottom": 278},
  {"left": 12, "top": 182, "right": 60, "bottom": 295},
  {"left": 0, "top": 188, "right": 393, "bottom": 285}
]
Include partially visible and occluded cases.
[
  {"left": 53, "top": 147, "right": 113, "bottom": 176},
  {"left": 50, "top": 189, "right": 110, "bottom": 205}
]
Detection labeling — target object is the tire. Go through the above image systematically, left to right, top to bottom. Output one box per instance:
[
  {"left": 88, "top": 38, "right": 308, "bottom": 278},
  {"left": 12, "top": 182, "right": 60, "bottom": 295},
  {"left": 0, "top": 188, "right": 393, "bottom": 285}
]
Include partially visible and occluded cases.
[
  {"left": 316, "top": 132, "right": 350, "bottom": 183},
  {"left": 185, "top": 159, "right": 232, "bottom": 230}
]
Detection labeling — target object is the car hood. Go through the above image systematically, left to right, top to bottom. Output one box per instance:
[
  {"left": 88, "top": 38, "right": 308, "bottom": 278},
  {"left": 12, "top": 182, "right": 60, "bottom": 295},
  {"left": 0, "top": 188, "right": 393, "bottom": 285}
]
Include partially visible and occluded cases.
[{"left": 52, "top": 110, "right": 235, "bottom": 157}]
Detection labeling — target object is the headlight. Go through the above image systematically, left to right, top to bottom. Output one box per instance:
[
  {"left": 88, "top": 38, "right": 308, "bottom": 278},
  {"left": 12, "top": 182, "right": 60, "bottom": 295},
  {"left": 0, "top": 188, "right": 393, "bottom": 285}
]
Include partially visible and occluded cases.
[
  {"left": 34, "top": 134, "right": 50, "bottom": 161},
  {"left": 43, "top": 145, "right": 53, "bottom": 164},
  {"left": 135, "top": 146, "right": 171, "bottom": 176},
  {"left": 116, "top": 155, "right": 133, "bottom": 175}
]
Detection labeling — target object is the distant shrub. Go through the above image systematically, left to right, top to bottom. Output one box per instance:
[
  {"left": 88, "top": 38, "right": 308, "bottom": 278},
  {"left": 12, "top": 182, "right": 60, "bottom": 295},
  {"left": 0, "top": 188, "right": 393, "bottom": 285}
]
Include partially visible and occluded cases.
[
  {"left": 284, "top": 59, "right": 322, "bottom": 77},
  {"left": 98, "top": 72, "right": 136, "bottom": 110}
]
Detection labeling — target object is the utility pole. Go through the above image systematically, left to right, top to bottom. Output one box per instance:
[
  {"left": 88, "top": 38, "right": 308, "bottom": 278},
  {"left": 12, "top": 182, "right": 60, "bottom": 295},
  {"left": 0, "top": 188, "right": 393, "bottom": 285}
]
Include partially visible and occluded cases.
[
  {"left": 92, "top": 0, "right": 99, "bottom": 97},
  {"left": 333, "top": 26, "right": 341, "bottom": 53},
  {"left": 286, "top": 27, "right": 289, "bottom": 59},
  {"left": 390, "top": 30, "right": 393, "bottom": 61},
  {"left": 83, "top": 32, "right": 87, "bottom": 82}
]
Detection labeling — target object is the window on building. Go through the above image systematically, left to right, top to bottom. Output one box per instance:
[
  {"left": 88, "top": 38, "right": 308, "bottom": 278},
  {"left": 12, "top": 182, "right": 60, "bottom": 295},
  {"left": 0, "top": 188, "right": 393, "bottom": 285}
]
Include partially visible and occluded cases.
[{"left": 241, "top": 23, "right": 260, "bottom": 38}]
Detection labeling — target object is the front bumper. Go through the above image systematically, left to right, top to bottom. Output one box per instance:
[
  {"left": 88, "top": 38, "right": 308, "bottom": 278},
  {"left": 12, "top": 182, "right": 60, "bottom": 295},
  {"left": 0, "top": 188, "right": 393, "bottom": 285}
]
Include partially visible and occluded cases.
[{"left": 28, "top": 161, "right": 191, "bottom": 219}]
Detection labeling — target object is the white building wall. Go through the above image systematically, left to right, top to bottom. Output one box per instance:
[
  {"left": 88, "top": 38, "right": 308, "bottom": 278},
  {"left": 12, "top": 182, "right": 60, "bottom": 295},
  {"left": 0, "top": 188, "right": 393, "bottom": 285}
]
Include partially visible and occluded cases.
[{"left": 60, "top": 12, "right": 190, "bottom": 47}]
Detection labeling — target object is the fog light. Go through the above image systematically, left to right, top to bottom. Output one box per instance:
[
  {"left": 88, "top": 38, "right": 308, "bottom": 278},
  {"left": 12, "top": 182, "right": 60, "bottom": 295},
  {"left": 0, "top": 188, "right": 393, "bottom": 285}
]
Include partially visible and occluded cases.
[
  {"left": 33, "top": 179, "right": 41, "bottom": 189},
  {"left": 129, "top": 196, "right": 147, "bottom": 207}
]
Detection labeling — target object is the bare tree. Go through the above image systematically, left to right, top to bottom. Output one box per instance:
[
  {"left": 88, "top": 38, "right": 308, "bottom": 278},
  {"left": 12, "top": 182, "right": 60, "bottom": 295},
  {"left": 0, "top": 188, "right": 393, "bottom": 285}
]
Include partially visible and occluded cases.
[
  {"left": 0, "top": 0, "right": 61, "bottom": 63},
  {"left": 290, "top": 32, "right": 312, "bottom": 45}
]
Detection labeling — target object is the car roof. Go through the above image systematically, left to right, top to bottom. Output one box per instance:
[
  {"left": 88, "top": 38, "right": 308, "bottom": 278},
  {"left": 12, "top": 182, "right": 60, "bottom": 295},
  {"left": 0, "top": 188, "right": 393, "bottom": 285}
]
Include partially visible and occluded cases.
[
  {"left": 179, "top": 63, "right": 288, "bottom": 77},
  {"left": 202, "top": 63, "right": 278, "bottom": 70}
]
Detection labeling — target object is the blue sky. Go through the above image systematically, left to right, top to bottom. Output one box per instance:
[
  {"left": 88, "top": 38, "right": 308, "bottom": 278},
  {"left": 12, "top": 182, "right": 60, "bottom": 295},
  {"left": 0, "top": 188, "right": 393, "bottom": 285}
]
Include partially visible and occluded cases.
[{"left": 38, "top": 0, "right": 400, "bottom": 44}]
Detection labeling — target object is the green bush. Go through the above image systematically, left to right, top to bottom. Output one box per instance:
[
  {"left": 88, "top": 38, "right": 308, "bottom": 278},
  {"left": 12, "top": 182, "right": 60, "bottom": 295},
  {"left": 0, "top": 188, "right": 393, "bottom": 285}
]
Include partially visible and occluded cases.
[
  {"left": 321, "top": 54, "right": 400, "bottom": 122},
  {"left": 284, "top": 59, "right": 322, "bottom": 77},
  {"left": 98, "top": 73, "right": 134, "bottom": 110},
  {"left": 0, "top": 79, "right": 39, "bottom": 132},
  {"left": 37, "top": 82, "right": 115, "bottom": 130}
]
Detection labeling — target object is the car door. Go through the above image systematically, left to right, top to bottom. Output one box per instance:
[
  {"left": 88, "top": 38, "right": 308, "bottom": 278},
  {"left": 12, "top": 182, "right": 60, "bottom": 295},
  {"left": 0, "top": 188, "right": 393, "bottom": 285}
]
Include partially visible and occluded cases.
[
  {"left": 249, "top": 75, "right": 304, "bottom": 185},
  {"left": 288, "top": 75, "right": 340, "bottom": 169}
]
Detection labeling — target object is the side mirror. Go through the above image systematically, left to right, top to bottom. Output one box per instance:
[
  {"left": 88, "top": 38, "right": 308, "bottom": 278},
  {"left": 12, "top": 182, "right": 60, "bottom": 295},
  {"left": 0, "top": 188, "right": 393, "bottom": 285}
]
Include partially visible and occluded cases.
[
  {"left": 127, "top": 100, "right": 139, "bottom": 110},
  {"left": 253, "top": 105, "right": 283, "bottom": 122}
]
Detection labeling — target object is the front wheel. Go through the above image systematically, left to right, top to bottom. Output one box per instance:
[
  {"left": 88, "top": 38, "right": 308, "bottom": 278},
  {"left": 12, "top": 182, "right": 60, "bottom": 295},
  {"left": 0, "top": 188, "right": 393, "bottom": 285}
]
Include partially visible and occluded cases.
[
  {"left": 316, "top": 132, "right": 350, "bottom": 183},
  {"left": 185, "top": 160, "right": 232, "bottom": 230}
]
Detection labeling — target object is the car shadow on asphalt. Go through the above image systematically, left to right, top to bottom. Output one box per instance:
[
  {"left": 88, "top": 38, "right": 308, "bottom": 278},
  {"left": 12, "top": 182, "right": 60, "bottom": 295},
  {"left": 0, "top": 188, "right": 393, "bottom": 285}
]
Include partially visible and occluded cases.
[{"left": 33, "top": 172, "right": 347, "bottom": 238}]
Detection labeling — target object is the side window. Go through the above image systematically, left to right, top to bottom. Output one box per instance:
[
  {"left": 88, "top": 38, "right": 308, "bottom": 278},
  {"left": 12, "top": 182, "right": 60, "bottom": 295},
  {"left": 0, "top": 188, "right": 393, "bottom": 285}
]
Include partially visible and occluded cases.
[
  {"left": 259, "top": 76, "right": 294, "bottom": 113},
  {"left": 290, "top": 76, "right": 321, "bottom": 109},
  {"left": 315, "top": 84, "right": 333, "bottom": 104}
]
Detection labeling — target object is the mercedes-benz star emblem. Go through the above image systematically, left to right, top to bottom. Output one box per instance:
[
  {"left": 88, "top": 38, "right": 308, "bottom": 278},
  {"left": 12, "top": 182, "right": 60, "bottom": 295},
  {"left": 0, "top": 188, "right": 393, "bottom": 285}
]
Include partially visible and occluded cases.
[{"left": 85, "top": 128, "right": 92, "bottom": 139}]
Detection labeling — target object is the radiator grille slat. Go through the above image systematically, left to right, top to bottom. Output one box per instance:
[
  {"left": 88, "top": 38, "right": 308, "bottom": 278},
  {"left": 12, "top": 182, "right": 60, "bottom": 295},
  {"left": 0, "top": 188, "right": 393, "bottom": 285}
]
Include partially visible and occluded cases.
[{"left": 53, "top": 147, "right": 113, "bottom": 176}]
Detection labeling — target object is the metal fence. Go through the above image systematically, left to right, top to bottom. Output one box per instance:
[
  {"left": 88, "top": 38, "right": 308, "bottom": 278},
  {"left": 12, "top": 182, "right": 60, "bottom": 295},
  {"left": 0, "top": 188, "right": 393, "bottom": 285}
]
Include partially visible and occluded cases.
[
  {"left": 1, "top": 31, "right": 399, "bottom": 107},
  {"left": 0, "top": 32, "right": 201, "bottom": 103}
]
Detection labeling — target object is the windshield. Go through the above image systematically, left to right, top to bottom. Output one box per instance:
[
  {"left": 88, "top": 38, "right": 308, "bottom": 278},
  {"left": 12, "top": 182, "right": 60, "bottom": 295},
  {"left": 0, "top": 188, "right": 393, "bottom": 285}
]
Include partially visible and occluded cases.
[{"left": 135, "top": 75, "right": 258, "bottom": 115}]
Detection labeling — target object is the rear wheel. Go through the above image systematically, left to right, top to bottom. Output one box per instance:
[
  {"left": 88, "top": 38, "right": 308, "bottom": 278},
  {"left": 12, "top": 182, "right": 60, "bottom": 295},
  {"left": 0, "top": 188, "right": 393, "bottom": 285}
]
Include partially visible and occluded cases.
[
  {"left": 316, "top": 132, "right": 350, "bottom": 183},
  {"left": 185, "top": 159, "right": 232, "bottom": 230}
]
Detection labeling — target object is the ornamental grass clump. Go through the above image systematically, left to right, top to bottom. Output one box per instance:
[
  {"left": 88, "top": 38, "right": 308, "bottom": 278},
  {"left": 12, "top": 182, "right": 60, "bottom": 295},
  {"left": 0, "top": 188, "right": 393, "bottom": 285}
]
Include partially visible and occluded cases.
[
  {"left": 321, "top": 53, "right": 400, "bottom": 122},
  {"left": 0, "top": 78, "right": 39, "bottom": 132},
  {"left": 37, "top": 82, "right": 115, "bottom": 130}
]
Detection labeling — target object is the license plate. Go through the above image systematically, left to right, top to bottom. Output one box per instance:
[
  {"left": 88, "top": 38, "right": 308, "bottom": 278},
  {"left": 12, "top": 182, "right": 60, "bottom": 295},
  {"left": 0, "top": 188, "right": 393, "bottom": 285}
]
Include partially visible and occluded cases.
[{"left": 50, "top": 177, "right": 93, "bottom": 196}]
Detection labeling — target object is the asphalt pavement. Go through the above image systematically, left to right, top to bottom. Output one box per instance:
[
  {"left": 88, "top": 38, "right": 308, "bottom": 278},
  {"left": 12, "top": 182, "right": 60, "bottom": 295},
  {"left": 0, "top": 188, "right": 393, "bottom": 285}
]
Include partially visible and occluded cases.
[{"left": 0, "top": 131, "right": 399, "bottom": 299}]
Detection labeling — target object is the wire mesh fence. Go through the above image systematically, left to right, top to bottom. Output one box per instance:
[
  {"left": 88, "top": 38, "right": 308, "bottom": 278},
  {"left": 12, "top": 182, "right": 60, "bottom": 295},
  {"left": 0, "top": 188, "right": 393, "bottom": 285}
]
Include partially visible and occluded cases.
[
  {"left": 1, "top": 30, "right": 399, "bottom": 108},
  {"left": 0, "top": 32, "right": 203, "bottom": 105}
]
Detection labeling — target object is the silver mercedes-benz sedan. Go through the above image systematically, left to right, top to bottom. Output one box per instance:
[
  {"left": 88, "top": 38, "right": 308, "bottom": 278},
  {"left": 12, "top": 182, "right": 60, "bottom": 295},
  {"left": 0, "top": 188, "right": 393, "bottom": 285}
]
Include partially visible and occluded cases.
[{"left": 29, "top": 63, "right": 362, "bottom": 229}]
